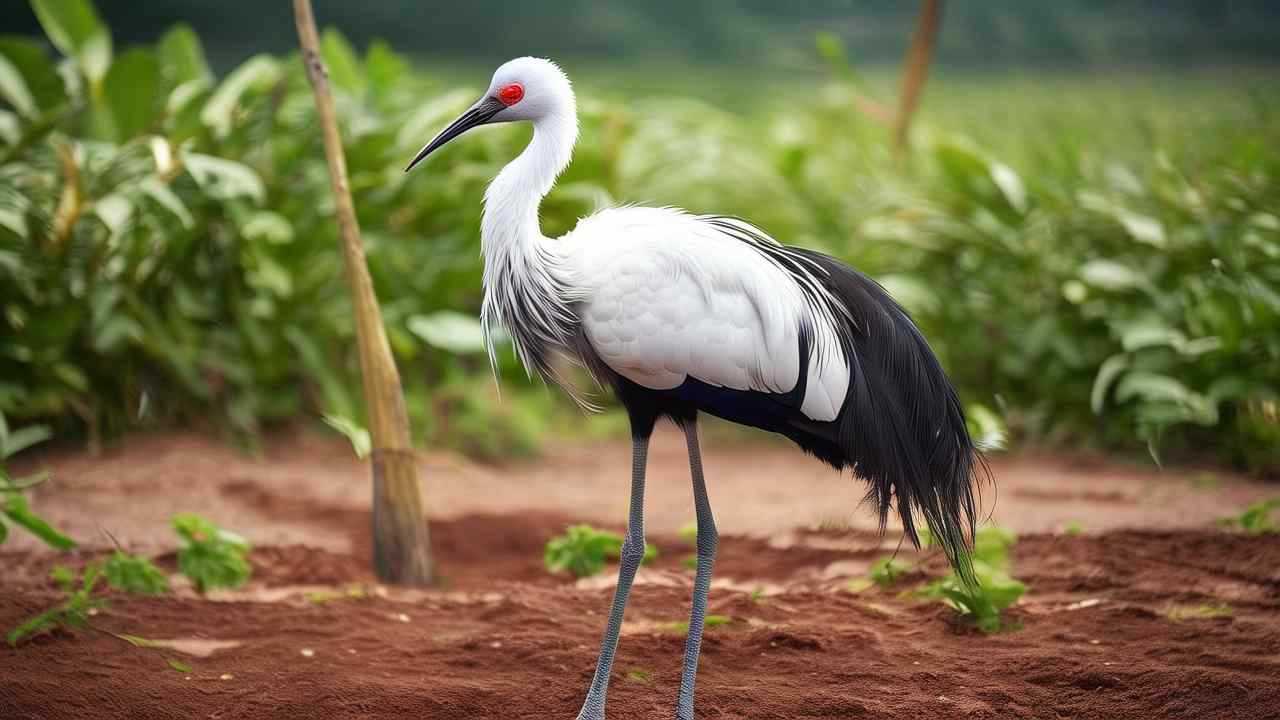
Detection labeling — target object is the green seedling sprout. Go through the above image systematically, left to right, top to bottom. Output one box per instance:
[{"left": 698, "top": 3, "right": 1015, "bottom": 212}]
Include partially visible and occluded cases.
[
  {"left": 173, "top": 513, "right": 252, "bottom": 592},
  {"left": 544, "top": 524, "right": 656, "bottom": 578},
  {"left": 7, "top": 564, "right": 108, "bottom": 646}
]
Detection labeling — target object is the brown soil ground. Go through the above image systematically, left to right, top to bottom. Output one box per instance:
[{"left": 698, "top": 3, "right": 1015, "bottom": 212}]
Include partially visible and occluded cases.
[{"left": 2, "top": 425, "right": 1279, "bottom": 719}]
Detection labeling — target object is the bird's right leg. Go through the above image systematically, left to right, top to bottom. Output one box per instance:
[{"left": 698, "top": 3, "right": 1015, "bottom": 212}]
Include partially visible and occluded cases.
[{"left": 575, "top": 432, "right": 650, "bottom": 720}]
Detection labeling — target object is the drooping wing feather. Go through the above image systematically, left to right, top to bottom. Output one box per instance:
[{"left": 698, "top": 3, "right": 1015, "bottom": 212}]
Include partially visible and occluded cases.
[{"left": 560, "top": 207, "right": 849, "bottom": 422}]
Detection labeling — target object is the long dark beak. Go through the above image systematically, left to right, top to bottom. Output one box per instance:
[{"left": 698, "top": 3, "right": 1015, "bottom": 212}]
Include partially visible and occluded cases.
[{"left": 404, "top": 96, "right": 506, "bottom": 172}]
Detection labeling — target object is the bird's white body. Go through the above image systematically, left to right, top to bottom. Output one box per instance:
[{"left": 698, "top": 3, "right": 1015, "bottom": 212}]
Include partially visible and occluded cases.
[{"left": 560, "top": 207, "right": 849, "bottom": 421}]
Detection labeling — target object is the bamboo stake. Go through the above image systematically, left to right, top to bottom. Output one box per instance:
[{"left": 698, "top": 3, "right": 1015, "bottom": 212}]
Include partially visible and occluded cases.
[
  {"left": 292, "top": 0, "right": 432, "bottom": 584},
  {"left": 893, "top": 0, "right": 945, "bottom": 155}
]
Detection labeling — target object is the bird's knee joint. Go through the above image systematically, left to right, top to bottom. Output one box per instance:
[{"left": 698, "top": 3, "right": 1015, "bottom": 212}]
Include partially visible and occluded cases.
[
  {"left": 696, "top": 530, "right": 719, "bottom": 558},
  {"left": 620, "top": 536, "right": 647, "bottom": 563}
]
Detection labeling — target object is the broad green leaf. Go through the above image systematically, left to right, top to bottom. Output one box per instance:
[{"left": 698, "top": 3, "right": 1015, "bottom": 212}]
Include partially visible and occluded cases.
[
  {"left": 31, "top": 0, "right": 111, "bottom": 87},
  {"left": 31, "top": 0, "right": 103, "bottom": 59},
  {"left": 157, "top": 24, "right": 211, "bottom": 89},
  {"left": 321, "top": 28, "right": 363, "bottom": 95},
  {"left": 0, "top": 36, "right": 68, "bottom": 111},
  {"left": 102, "top": 48, "right": 160, "bottom": 140},
  {"left": 0, "top": 53, "right": 36, "bottom": 118},
  {"left": 201, "top": 54, "right": 280, "bottom": 138},
  {"left": 0, "top": 109, "right": 18, "bottom": 144},
  {"left": 183, "top": 153, "right": 265, "bottom": 202},
  {"left": 989, "top": 161, "right": 1028, "bottom": 214},
  {"left": 138, "top": 177, "right": 193, "bottom": 228},
  {"left": 93, "top": 193, "right": 133, "bottom": 235},
  {"left": 1116, "top": 209, "right": 1165, "bottom": 248},
  {"left": 241, "top": 211, "right": 293, "bottom": 245},
  {"left": 1080, "top": 259, "right": 1144, "bottom": 292},
  {"left": 878, "top": 274, "right": 938, "bottom": 315},
  {"left": 407, "top": 311, "right": 488, "bottom": 354},
  {"left": 91, "top": 315, "right": 143, "bottom": 353},
  {"left": 1120, "top": 323, "right": 1186, "bottom": 352},
  {"left": 1091, "top": 354, "right": 1129, "bottom": 414},
  {"left": 1115, "top": 372, "right": 1191, "bottom": 405},
  {"left": 966, "top": 403, "right": 1006, "bottom": 451},
  {"left": 322, "top": 415, "right": 370, "bottom": 459},
  {"left": 1, "top": 423, "right": 52, "bottom": 457},
  {"left": 2, "top": 494, "right": 76, "bottom": 550}
]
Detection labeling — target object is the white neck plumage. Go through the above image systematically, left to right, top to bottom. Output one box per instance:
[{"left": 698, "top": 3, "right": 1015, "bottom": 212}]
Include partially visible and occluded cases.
[{"left": 478, "top": 103, "right": 580, "bottom": 380}]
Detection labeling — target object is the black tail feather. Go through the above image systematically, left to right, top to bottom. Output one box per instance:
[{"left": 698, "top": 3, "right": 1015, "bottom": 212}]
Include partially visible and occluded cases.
[{"left": 789, "top": 249, "right": 986, "bottom": 589}]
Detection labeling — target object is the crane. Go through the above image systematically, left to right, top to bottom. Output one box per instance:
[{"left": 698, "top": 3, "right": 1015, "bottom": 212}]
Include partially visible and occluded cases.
[{"left": 405, "top": 57, "right": 985, "bottom": 720}]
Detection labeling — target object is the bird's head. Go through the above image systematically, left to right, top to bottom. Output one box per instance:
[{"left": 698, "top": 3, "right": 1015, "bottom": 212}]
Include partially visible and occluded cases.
[{"left": 405, "top": 57, "right": 575, "bottom": 173}]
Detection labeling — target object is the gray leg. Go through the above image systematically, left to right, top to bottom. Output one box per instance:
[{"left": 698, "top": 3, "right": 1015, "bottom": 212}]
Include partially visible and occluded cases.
[
  {"left": 676, "top": 419, "right": 718, "bottom": 720},
  {"left": 576, "top": 434, "right": 649, "bottom": 720}
]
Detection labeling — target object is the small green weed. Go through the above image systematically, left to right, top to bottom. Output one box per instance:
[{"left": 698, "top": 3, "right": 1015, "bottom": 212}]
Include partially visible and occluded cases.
[
  {"left": 1218, "top": 499, "right": 1280, "bottom": 535},
  {"left": 173, "top": 514, "right": 252, "bottom": 592},
  {"left": 1062, "top": 521, "right": 1084, "bottom": 536},
  {"left": 677, "top": 522, "right": 698, "bottom": 545},
  {"left": 544, "top": 525, "right": 656, "bottom": 578},
  {"left": 919, "top": 526, "right": 1026, "bottom": 633},
  {"left": 104, "top": 551, "right": 170, "bottom": 595},
  {"left": 868, "top": 556, "right": 913, "bottom": 587},
  {"left": 7, "top": 564, "right": 108, "bottom": 646},
  {"left": 304, "top": 585, "right": 370, "bottom": 604},
  {"left": 1165, "top": 602, "right": 1233, "bottom": 621},
  {"left": 666, "top": 614, "right": 732, "bottom": 634},
  {"left": 625, "top": 669, "right": 652, "bottom": 684}
]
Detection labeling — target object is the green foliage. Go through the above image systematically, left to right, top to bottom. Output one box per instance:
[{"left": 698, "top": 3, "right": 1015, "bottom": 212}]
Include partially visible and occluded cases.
[
  {"left": 1, "top": 1, "right": 1276, "bottom": 470},
  {"left": 0, "top": 414, "right": 75, "bottom": 549},
  {"left": 321, "top": 414, "right": 370, "bottom": 458},
  {"left": 1219, "top": 499, "right": 1280, "bottom": 535},
  {"left": 172, "top": 513, "right": 251, "bottom": 592},
  {"left": 543, "top": 524, "right": 656, "bottom": 578},
  {"left": 920, "top": 526, "right": 1026, "bottom": 633},
  {"left": 103, "top": 550, "right": 170, "bottom": 595},
  {"left": 868, "top": 556, "right": 913, "bottom": 587},
  {"left": 7, "top": 562, "right": 106, "bottom": 646},
  {"left": 1165, "top": 602, "right": 1233, "bottom": 621},
  {"left": 665, "top": 614, "right": 732, "bottom": 634}
]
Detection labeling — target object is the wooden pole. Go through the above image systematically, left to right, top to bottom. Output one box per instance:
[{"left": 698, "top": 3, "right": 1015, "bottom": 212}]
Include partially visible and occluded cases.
[
  {"left": 292, "top": 0, "right": 432, "bottom": 584},
  {"left": 894, "top": 0, "right": 944, "bottom": 155}
]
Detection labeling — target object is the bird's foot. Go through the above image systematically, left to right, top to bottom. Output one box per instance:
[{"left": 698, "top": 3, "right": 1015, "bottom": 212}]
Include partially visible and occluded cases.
[{"left": 574, "top": 700, "right": 605, "bottom": 720}]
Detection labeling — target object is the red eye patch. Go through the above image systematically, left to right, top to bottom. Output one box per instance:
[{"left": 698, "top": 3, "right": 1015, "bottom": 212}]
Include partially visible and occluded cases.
[{"left": 497, "top": 83, "right": 524, "bottom": 106}]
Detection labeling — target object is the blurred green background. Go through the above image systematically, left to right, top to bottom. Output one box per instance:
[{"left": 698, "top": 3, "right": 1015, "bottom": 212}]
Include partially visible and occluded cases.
[{"left": 0, "top": 1, "right": 1277, "bottom": 472}]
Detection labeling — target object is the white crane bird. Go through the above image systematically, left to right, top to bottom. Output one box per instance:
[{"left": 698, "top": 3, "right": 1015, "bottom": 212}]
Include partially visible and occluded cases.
[{"left": 406, "top": 57, "right": 984, "bottom": 720}]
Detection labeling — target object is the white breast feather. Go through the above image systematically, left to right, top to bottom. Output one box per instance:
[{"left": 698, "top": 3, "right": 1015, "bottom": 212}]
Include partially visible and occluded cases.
[{"left": 557, "top": 207, "right": 849, "bottom": 422}]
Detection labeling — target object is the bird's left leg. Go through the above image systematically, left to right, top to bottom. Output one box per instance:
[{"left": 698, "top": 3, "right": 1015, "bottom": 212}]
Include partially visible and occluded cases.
[
  {"left": 675, "top": 418, "right": 718, "bottom": 720},
  {"left": 575, "top": 432, "right": 650, "bottom": 720}
]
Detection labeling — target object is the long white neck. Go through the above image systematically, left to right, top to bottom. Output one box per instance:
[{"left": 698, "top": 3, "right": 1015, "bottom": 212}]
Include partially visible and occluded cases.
[
  {"left": 478, "top": 106, "right": 579, "bottom": 380},
  {"left": 481, "top": 109, "right": 577, "bottom": 255}
]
